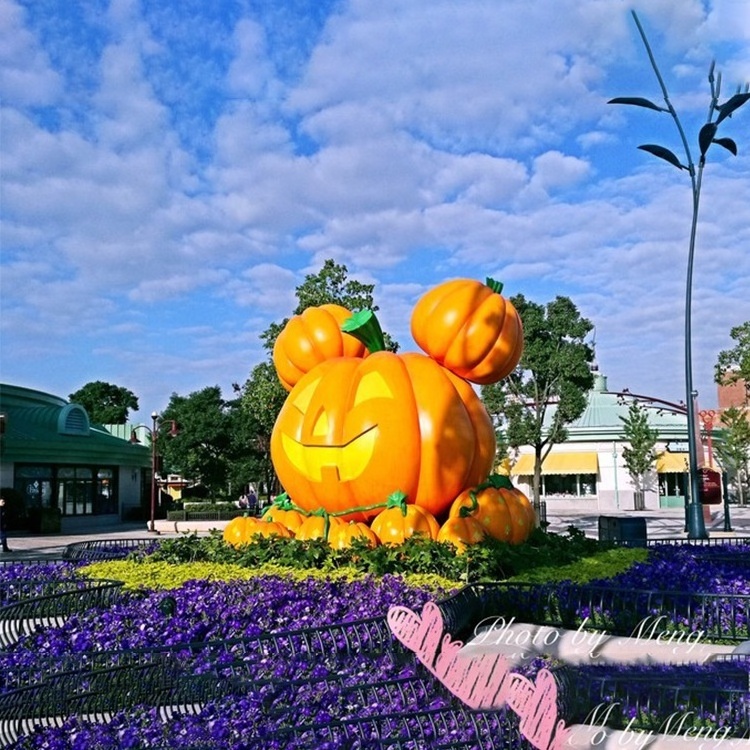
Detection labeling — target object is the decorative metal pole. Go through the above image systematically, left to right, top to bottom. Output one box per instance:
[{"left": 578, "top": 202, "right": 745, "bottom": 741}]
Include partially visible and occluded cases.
[
  {"left": 609, "top": 11, "right": 748, "bottom": 538},
  {"left": 150, "top": 411, "right": 158, "bottom": 534},
  {"left": 130, "top": 414, "right": 178, "bottom": 534}
]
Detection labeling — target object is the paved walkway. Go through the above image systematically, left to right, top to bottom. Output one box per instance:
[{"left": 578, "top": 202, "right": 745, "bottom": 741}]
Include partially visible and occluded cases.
[{"left": 2, "top": 505, "right": 749, "bottom": 560}]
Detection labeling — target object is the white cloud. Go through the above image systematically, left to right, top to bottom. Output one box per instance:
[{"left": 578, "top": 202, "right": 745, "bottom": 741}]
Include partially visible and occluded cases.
[
  {"left": 0, "top": 0, "right": 62, "bottom": 105},
  {"left": 1, "top": 0, "right": 748, "bottom": 414}
]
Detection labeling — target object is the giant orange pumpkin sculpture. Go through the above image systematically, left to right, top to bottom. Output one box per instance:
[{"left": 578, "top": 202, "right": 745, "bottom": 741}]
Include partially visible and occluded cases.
[{"left": 270, "top": 278, "right": 523, "bottom": 521}]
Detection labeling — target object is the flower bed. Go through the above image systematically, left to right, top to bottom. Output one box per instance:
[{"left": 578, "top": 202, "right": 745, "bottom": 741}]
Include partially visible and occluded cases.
[{"left": 1, "top": 542, "right": 749, "bottom": 748}]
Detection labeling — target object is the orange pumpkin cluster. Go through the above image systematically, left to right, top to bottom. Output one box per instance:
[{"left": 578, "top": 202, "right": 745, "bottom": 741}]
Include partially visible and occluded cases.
[
  {"left": 269, "top": 277, "right": 524, "bottom": 522},
  {"left": 222, "top": 480, "right": 535, "bottom": 554}
]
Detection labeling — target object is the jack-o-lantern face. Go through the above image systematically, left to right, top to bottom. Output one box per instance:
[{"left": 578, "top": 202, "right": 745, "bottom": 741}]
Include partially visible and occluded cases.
[{"left": 270, "top": 350, "right": 495, "bottom": 520}]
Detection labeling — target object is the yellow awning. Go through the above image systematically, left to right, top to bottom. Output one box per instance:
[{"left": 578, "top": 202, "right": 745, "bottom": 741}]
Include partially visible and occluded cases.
[
  {"left": 511, "top": 452, "right": 598, "bottom": 476},
  {"left": 656, "top": 452, "right": 689, "bottom": 473}
]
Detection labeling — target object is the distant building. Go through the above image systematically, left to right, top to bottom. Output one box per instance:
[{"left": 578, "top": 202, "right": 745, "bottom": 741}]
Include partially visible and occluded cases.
[
  {"left": 509, "top": 373, "right": 701, "bottom": 512},
  {"left": 717, "top": 377, "right": 748, "bottom": 412},
  {"left": 0, "top": 384, "right": 151, "bottom": 528}
]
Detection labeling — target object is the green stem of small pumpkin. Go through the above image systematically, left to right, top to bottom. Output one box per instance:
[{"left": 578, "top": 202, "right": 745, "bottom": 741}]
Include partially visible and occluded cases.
[
  {"left": 485, "top": 277, "right": 504, "bottom": 295},
  {"left": 341, "top": 309, "right": 387, "bottom": 353},
  {"left": 487, "top": 473, "right": 515, "bottom": 490},
  {"left": 385, "top": 490, "right": 409, "bottom": 515},
  {"left": 260, "top": 491, "right": 304, "bottom": 518},
  {"left": 330, "top": 500, "right": 389, "bottom": 516},
  {"left": 311, "top": 507, "right": 331, "bottom": 539}
]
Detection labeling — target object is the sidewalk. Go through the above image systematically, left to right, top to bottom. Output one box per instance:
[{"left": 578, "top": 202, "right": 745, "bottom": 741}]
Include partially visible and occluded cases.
[
  {"left": 544, "top": 504, "right": 750, "bottom": 539},
  {"left": 2, "top": 506, "right": 749, "bottom": 561}
]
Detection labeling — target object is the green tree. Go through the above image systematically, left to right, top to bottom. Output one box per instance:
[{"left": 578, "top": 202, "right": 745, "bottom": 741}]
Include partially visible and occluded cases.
[
  {"left": 260, "top": 258, "right": 398, "bottom": 353},
  {"left": 481, "top": 295, "right": 595, "bottom": 514},
  {"left": 715, "top": 321, "right": 750, "bottom": 402},
  {"left": 69, "top": 381, "right": 139, "bottom": 424},
  {"left": 159, "top": 386, "right": 232, "bottom": 497},
  {"left": 619, "top": 402, "right": 659, "bottom": 510},
  {"left": 714, "top": 406, "right": 750, "bottom": 506}
]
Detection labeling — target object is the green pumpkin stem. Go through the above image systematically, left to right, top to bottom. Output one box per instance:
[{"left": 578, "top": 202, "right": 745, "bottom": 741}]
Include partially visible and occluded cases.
[
  {"left": 485, "top": 277, "right": 504, "bottom": 296},
  {"left": 341, "top": 309, "right": 386, "bottom": 353},
  {"left": 486, "top": 473, "right": 515, "bottom": 490},
  {"left": 468, "top": 489, "right": 480, "bottom": 512},
  {"left": 385, "top": 490, "right": 409, "bottom": 515},
  {"left": 261, "top": 491, "right": 305, "bottom": 518},
  {"left": 330, "top": 499, "right": 389, "bottom": 516},
  {"left": 311, "top": 507, "right": 331, "bottom": 540}
]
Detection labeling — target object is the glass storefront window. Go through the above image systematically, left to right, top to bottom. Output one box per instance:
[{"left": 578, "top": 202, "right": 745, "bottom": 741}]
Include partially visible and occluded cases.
[
  {"left": 16, "top": 465, "right": 118, "bottom": 516},
  {"left": 541, "top": 474, "right": 598, "bottom": 497}
]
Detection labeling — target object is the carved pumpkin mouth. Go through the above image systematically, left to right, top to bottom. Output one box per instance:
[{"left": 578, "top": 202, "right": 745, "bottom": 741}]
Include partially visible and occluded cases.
[{"left": 280, "top": 425, "right": 379, "bottom": 482}]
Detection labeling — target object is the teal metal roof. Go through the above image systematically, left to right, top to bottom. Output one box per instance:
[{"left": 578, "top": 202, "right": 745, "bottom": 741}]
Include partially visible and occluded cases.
[
  {"left": 543, "top": 374, "right": 688, "bottom": 443},
  {"left": 0, "top": 383, "right": 150, "bottom": 467}
]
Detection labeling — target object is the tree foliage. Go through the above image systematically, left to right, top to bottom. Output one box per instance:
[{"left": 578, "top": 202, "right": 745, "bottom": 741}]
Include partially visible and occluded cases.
[
  {"left": 260, "top": 258, "right": 398, "bottom": 353},
  {"left": 481, "top": 295, "right": 595, "bottom": 511},
  {"left": 715, "top": 321, "right": 750, "bottom": 402},
  {"left": 235, "top": 362, "right": 289, "bottom": 498},
  {"left": 69, "top": 381, "right": 139, "bottom": 424},
  {"left": 159, "top": 387, "right": 232, "bottom": 496},
  {"left": 619, "top": 402, "right": 659, "bottom": 502},
  {"left": 714, "top": 406, "right": 750, "bottom": 506}
]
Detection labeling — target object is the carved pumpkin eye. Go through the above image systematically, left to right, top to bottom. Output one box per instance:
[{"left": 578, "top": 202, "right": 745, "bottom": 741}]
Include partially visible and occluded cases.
[
  {"left": 353, "top": 371, "right": 393, "bottom": 406},
  {"left": 292, "top": 377, "right": 320, "bottom": 413}
]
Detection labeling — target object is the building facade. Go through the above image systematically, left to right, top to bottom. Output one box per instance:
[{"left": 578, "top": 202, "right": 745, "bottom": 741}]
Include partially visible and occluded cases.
[
  {"left": 509, "top": 374, "right": 701, "bottom": 513},
  {"left": 0, "top": 384, "right": 151, "bottom": 528}
]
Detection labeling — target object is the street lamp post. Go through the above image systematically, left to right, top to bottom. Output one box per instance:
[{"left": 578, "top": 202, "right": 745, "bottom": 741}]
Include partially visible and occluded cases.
[{"left": 130, "top": 412, "right": 178, "bottom": 533}]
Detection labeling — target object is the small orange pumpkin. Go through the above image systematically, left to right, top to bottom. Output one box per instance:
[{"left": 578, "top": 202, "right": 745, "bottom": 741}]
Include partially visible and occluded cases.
[
  {"left": 410, "top": 277, "right": 523, "bottom": 385},
  {"left": 273, "top": 304, "right": 368, "bottom": 391},
  {"left": 449, "top": 474, "right": 534, "bottom": 545},
  {"left": 502, "top": 489, "right": 535, "bottom": 544},
  {"left": 370, "top": 491, "right": 439, "bottom": 545},
  {"left": 261, "top": 492, "right": 308, "bottom": 533},
  {"left": 295, "top": 513, "right": 344, "bottom": 542},
  {"left": 437, "top": 513, "right": 486, "bottom": 553},
  {"left": 223, "top": 516, "right": 291, "bottom": 547},
  {"left": 329, "top": 521, "right": 380, "bottom": 550}
]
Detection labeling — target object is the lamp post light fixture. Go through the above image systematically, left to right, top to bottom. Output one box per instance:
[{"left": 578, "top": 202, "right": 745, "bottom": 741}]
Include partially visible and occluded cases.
[{"left": 130, "top": 412, "right": 178, "bottom": 533}]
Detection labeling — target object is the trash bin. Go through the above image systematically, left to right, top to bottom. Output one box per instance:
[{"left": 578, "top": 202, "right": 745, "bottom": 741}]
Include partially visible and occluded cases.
[{"left": 598, "top": 515, "right": 647, "bottom": 547}]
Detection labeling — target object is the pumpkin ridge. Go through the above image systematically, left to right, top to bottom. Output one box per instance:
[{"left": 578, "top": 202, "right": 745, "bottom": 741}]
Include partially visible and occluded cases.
[
  {"left": 447, "top": 292, "right": 506, "bottom": 372},
  {"left": 401, "top": 353, "right": 481, "bottom": 515}
]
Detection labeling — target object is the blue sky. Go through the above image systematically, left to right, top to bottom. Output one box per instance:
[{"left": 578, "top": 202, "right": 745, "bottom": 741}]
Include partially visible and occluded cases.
[{"left": 1, "top": 0, "right": 749, "bottom": 421}]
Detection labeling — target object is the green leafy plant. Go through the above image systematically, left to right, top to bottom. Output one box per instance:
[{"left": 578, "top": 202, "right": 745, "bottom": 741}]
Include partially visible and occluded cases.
[{"left": 146, "top": 525, "right": 624, "bottom": 585}]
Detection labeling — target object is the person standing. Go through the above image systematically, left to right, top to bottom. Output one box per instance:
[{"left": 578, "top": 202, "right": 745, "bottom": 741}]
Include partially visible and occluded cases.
[{"left": 0, "top": 497, "right": 11, "bottom": 553}]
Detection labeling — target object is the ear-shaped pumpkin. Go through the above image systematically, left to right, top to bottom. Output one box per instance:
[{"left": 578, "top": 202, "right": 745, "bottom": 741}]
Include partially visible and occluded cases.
[
  {"left": 410, "top": 278, "right": 523, "bottom": 384},
  {"left": 273, "top": 304, "right": 369, "bottom": 391}
]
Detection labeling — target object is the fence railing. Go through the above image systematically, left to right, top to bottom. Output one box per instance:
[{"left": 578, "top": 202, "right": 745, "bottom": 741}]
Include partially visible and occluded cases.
[
  {"left": 165, "top": 509, "right": 253, "bottom": 522},
  {"left": 62, "top": 538, "right": 159, "bottom": 562},
  {"left": 0, "top": 578, "right": 124, "bottom": 649},
  {"left": 437, "top": 581, "right": 750, "bottom": 644}
]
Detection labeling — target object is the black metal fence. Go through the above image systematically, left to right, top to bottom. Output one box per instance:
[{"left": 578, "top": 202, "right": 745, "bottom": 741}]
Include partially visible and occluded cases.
[
  {"left": 62, "top": 538, "right": 160, "bottom": 561},
  {"left": 0, "top": 578, "right": 124, "bottom": 648}
]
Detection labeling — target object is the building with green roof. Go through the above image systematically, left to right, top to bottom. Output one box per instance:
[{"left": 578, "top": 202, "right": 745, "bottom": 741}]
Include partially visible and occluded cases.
[
  {"left": 509, "top": 373, "right": 698, "bottom": 512},
  {"left": 0, "top": 384, "right": 151, "bottom": 529}
]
